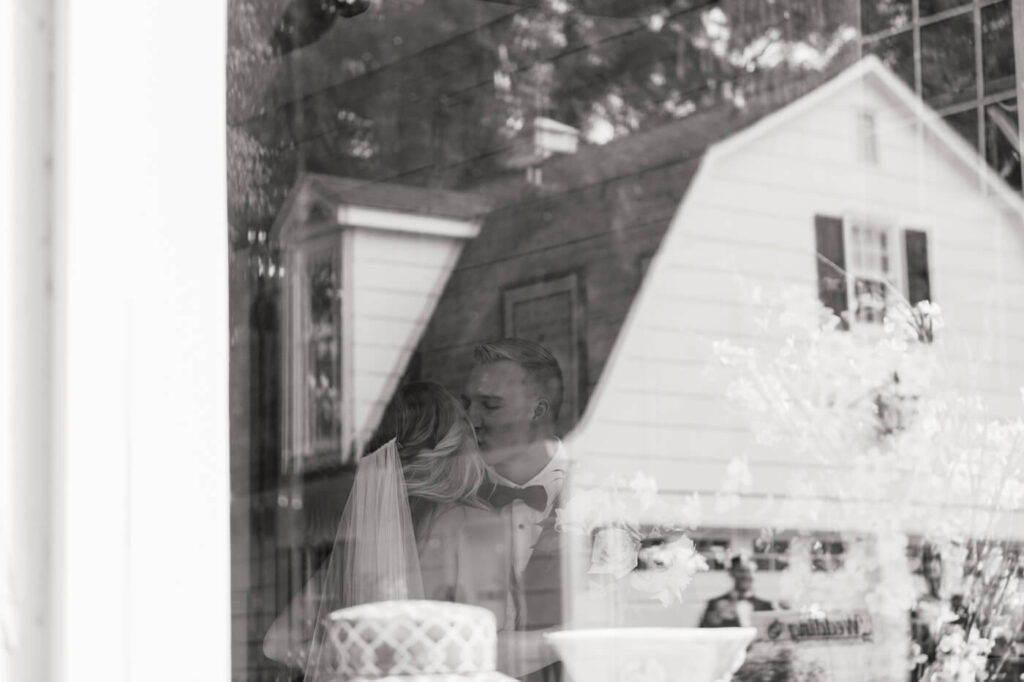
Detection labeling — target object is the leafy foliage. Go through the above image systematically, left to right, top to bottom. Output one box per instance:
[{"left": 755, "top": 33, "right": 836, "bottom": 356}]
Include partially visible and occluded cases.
[{"left": 713, "top": 288, "right": 1024, "bottom": 674}]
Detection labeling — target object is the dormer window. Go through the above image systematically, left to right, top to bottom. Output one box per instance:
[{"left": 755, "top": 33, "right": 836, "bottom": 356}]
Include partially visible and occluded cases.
[{"left": 272, "top": 175, "right": 487, "bottom": 471}]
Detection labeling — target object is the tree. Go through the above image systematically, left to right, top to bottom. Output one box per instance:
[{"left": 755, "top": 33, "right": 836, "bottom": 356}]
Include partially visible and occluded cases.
[
  {"left": 227, "top": 0, "right": 860, "bottom": 235},
  {"left": 714, "top": 291, "right": 1024, "bottom": 680}
]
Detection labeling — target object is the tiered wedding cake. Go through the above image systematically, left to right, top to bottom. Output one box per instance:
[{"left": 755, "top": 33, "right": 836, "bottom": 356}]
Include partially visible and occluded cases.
[{"left": 322, "top": 601, "right": 516, "bottom": 682}]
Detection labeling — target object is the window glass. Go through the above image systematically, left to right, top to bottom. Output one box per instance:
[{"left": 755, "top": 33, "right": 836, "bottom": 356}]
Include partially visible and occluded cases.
[
  {"left": 860, "top": 0, "right": 913, "bottom": 35},
  {"left": 918, "top": 0, "right": 971, "bottom": 17},
  {"left": 982, "top": 0, "right": 1016, "bottom": 95},
  {"left": 228, "top": 3, "right": 1024, "bottom": 682},
  {"left": 920, "top": 13, "right": 977, "bottom": 107},
  {"left": 864, "top": 29, "right": 916, "bottom": 88},
  {"left": 986, "top": 98, "right": 1022, "bottom": 191},
  {"left": 943, "top": 107, "right": 979, "bottom": 148},
  {"left": 848, "top": 219, "right": 896, "bottom": 325},
  {"left": 305, "top": 251, "right": 342, "bottom": 455}
]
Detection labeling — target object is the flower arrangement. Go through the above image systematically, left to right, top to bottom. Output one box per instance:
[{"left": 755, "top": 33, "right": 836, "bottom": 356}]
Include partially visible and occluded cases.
[
  {"left": 712, "top": 287, "right": 1024, "bottom": 679},
  {"left": 555, "top": 472, "right": 707, "bottom": 605},
  {"left": 910, "top": 541, "right": 1024, "bottom": 682},
  {"left": 917, "top": 625, "right": 995, "bottom": 682}
]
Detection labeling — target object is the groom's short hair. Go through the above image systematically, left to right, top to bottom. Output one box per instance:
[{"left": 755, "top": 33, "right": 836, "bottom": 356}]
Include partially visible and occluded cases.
[{"left": 473, "top": 338, "right": 564, "bottom": 420}]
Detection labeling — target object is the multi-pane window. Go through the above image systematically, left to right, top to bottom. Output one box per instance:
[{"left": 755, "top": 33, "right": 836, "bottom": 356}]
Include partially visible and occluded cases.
[
  {"left": 860, "top": 0, "right": 1021, "bottom": 190},
  {"left": 861, "top": 0, "right": 913, "bottom": 34},
  {"left": 919, "top": 0, "right": 972, "bottom": 15},
  {"left": 982, "top": 2, "right": 1016, "bottom": 94},
  {"left": 920, "top": 13, "right": 977, "bottom": 107},
  {"left": 863, "top": 30, "right": 915, "bottom": 87},
  {"left": 986, "top": 98, "right": 1021, "bottom": 189},
  {"left": 943, "top": 107, "right": 980, "bottom": 149},
  {"left": 815, "top": 214, "right": 932, "bottom": 327},
  {"left": 848, "top": 218, "right": 897, "bottom": 325},
  {"left": 283, "top": 235, "right": 346, "bottom": 470},
  {"left": 304, "top": 247, "right": 343, "bottom": 457}
]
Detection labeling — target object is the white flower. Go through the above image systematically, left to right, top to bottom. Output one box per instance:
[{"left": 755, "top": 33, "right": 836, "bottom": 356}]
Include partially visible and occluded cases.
[
  {"left": 721, "top": 456, "right": 752, "bottom": 493},
  {"left": 629, "top": 472, "right": 659, "bottom": 510},
  {"left": 672, "top": 493, "right": 703, "bottom": 529},
  {"left": 629, "top": 537, "right": 709, "bottom": 606},
  {"left": 800, "top": 604, "right": 826, "bottom": 620}
]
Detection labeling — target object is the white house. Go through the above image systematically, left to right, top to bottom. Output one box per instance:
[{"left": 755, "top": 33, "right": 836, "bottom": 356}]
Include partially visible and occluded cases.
[{"left": 562, "top": 55, "right": 1024, "bottom": 627}]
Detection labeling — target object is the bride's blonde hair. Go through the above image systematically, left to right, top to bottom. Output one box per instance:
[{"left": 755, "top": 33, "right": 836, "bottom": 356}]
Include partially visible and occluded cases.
[{"left": 365, "top": 382, "right": 486, "bottom": 537}]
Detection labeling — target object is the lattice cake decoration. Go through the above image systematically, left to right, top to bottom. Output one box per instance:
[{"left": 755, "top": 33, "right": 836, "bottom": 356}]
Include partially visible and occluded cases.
[{"left": 322, "top": 600, "right": 515, "bottom": 681}]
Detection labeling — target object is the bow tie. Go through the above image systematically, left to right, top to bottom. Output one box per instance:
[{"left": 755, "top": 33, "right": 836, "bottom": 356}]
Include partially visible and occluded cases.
[{"left": 482, "top": 480, "right": 548, "bottom": 512}]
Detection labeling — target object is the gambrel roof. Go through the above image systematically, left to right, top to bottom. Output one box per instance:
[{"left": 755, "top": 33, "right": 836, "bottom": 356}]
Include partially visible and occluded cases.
[{"left": 563, "top": 56, "right": 1024, "bottom": 536}]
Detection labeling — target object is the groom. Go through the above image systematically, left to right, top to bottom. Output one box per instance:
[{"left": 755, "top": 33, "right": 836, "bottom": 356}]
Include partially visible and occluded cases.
[{"left": 462, "top": 338, "right": 568, "bottom": 680}]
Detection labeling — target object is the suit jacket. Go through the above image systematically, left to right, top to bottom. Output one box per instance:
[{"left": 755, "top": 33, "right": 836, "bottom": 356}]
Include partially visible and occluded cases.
[
  {"left": 520, "top": 514, "right": 563, "bottom": 630},
  {"left": 699, "top": 591, "right": 775, "bottom": 628}
]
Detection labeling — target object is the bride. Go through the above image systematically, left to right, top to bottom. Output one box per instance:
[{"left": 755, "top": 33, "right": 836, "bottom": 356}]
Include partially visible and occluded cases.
[
  {"left": 264, "top": 380, "right": 560, "bottom": 681},
  {"left": 262, "top": 381, "right": 491, "bottom": 677}
]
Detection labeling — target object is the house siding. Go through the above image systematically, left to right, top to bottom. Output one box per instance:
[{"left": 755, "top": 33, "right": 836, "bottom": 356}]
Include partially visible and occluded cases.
[
  {"left": 566, "top": 69, "right": 1024, "bottom": 543},
  {"left": 415, "top": 154, "right": 705, "bottom": 423},
  {"left": 349, "top": 228, "right": 466, "bottom": 448}
]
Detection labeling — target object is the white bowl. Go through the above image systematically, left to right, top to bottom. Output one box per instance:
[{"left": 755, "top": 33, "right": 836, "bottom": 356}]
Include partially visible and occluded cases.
[{"left": 545, "top": 627, "right": 757, "bottom": 682}]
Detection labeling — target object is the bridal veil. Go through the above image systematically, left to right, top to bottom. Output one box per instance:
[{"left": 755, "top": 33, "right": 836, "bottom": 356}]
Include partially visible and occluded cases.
[{"left": 304, "top": 438, "right": 424, "bottom": 680}]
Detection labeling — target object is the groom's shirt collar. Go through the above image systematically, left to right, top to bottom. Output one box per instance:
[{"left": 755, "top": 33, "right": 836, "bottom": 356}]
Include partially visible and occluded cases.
[{"left": 488, "top": 439, "right": 567, "bottom": 516}]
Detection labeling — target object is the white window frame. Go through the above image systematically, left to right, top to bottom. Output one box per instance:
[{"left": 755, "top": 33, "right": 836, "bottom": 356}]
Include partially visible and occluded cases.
[
  {"left": 4, "top": 3, "right": 231, "bottom": 681},
  {"left": 843, "top": 213, "right": 905, "bottom": 326},
  {"left": 283, "top": 232, "right": 352, "bottom": 473}
]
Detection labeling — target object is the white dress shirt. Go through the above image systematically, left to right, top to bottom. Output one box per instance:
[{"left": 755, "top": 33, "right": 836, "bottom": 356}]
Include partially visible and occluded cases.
[
  {"left": 488, "top": 440, "right": 567, "bottom": 630},
  {"left": 489, "top": 440, "right": 568, "bottom": 575}
]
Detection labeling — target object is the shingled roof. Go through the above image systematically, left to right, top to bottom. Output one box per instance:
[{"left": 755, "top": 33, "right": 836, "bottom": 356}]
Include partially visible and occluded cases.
[{"left": 408, "top": 86, "right": 812, "bottom": 415}]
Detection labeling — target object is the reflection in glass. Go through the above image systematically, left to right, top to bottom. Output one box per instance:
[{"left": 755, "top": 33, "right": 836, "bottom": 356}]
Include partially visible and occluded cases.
[
  {"left": 860, "top": 0, "right": 913, "bottom": 35},
  {"left": 918, "top": 0, "right": 970, "bottom": 17},
  {"left": 982, "top": 1, "right": 1016, "bottom": 96},
  {"left": 226, "top": 2, "right": 1024, "bottom": 681},
  {"left": 921, "top": 13, "right": 977, "bottom": 108},
  {"left": 864, "top": 30, "right": 915, "bottom": 89},
  {"left": 986, "top": 99, "right": 1022, "bottom": 191},
  {"left": 943, "top": 108, "right": 979, "bottom": 149},
  {"left": 848, "top": 217, "right": 894, "bottom": 326},
  {"left": 307, "top": 258, "right": 341, "bottom": 451},
  {"left": 309, "top": 260, "right": 338, "bottom": 328},
  {"left": 854, "top": 277, "right": 888, "bottom": 324}
]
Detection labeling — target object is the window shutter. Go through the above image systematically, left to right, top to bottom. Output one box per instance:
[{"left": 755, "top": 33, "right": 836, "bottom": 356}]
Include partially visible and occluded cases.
[
  {"left": 815, "top": 214, "right": 848, "bottom": 328},
  {"left": 904, "top": 229, "right": 931, "bottom": 306}
]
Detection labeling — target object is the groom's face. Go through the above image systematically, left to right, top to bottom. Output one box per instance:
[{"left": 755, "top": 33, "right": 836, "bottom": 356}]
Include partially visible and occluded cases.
[{"left": 462, "top": 360, "right": 539, "bottom": 466}]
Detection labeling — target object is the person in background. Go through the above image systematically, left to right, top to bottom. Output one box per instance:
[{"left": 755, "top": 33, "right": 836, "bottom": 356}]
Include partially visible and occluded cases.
[
  {"left": 910, "top": 545, "right": 968, "bottom": 682},
  {"left": 700, "top": 554, "right": 776, "bottom": 628}
]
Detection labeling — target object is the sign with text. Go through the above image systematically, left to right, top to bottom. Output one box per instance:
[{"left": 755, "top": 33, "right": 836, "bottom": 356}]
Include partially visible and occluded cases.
[{"left": 751, "top": 610, "right": 874, "bottom": 645}]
